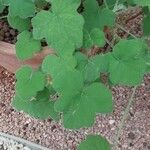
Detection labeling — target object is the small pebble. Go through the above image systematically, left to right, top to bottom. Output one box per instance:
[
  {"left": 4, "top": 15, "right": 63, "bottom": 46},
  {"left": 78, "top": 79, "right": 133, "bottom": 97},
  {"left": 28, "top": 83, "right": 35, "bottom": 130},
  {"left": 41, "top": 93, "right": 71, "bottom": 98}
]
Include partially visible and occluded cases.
[{"left": 109, "top": 120, "right": 115, "bottom": 125}]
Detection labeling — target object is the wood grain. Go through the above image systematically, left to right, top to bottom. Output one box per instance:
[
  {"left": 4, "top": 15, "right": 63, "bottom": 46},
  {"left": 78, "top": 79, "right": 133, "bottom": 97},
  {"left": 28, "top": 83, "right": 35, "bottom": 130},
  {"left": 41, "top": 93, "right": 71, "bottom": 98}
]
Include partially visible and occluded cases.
[{"left": 0, "top": 41, "right": 54, "bottom": 73}]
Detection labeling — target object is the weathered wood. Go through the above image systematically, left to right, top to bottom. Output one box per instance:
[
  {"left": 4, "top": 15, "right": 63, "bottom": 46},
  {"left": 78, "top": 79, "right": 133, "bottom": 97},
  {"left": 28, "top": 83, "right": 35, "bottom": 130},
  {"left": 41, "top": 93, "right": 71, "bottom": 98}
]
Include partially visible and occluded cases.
[{"left": 0, "top": 41, "right": 54, "bottom": 73}]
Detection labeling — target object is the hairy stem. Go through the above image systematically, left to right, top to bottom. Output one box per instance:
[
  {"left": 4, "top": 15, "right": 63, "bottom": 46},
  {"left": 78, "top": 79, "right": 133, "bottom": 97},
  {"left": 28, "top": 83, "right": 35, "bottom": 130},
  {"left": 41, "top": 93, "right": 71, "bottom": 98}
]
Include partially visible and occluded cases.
[
  {"left": 103, "top": 0, "right": 109, "bottom": 9},
  {"left": 114, "top": 0, "right": 120, "bottom": 9},
  {"left": 0, "top": 15, "right": 7, "bottom": 19},
  {"left": 113, "top": 86, "right": 137, "bottom": 149}
]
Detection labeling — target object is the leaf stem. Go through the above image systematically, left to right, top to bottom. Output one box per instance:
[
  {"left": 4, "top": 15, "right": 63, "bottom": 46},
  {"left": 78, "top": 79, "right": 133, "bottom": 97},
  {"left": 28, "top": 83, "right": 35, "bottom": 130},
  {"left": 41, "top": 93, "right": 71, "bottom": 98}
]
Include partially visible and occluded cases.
[
  {"left": 103, "top": 0, "right": 109, "bottom": 9},
  {"left": 114, "top": 0, "right": 119, "bottom": 9},
  {"left": 0, "top": 15, "right": 7, "bottom": 19},
  {"left": 116, "top": 23, "right": 138, "bottom": 39},
  {"left": 113, "top": 86, "right": 137, "bottom": 149}
]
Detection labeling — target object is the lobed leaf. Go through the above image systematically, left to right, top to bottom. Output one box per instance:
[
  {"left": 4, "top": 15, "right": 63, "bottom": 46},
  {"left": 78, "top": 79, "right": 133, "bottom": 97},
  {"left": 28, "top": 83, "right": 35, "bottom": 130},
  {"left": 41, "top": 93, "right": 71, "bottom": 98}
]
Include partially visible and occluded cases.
[
  {"left": 9, "top": 0, "right": 36, "bottom": 18},
  {"left": 32, "top": 0, "right": 84, "bottom": 55},
  {"left": 83, "top": 0, "right": 115, "bottom": 31},
  {"left": 8, "top": 14, "right": 30, "bottom": 32},
  {"left": 83, "top": 28, "right": 105, "bottom": 49},
  {"left": 15, "top": 31, "right": 41, "bottom": 60},
  {"left": 108, "top": 39, "right": 149, "bottom": 86},
  {"left": 15, "top": 66, "right": 46, "bottom": 99},
  {"left": 55, "top": 81, "right": 113, "bottom": 129},
  {"left": 12, "top": 88, "right": 59, "bottom": 120},
  {"left": 78, "top": 135, "right": 110, "bottom": 150}
]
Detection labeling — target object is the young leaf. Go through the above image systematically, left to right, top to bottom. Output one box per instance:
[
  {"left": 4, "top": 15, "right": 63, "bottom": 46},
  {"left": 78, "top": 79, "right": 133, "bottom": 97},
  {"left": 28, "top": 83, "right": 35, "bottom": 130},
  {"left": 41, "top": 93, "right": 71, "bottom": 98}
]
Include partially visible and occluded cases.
[
  {"left": 9, "top": 0, "right": 36, "bottom": 18},
  {"left": 32, "top": 0, "right": 84, "bottom": 54},
  {"left": 83, "top": 0, "right": 115, "bottom": 31},
  {"left": 8, "top": 14, "right": 30, "bottom": 32},
  {"left": 83, "top": 28, "right": 105, "bottom": 49},
  {"left": 16, "top": 31, "right": 41, "bottom": 60},
  {"left": 108, "top": 39, "right": 148, "bottom": 86},
  {"left": 74, "top": 52, "right": 88, "bottom": 72},
  {"left": 75, "top": 52, "right": 110, "bottom": 83},
  {"left": 15, "top": 66, "right": 46, "bottom": 99},
  {"left": 12, "top": 88, "right": 59, "bottom": 120},
  {"left": 78, "top": 135, "right": 110, "bottom": 150}
]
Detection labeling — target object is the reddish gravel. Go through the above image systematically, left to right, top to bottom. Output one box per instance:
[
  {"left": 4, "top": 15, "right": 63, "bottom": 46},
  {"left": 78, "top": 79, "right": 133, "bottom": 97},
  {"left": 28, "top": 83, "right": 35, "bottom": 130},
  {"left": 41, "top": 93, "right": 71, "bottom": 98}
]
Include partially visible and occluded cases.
[{"left": 0, "top": 67, "right": 150, "bottom": 150}]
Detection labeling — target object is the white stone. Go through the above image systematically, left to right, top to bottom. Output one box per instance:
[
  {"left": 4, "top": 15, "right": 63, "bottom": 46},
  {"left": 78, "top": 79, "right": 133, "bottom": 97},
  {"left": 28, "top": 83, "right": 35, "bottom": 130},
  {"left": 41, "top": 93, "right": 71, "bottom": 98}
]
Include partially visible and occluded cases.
[{"left": 109, "top": 120, "right": 115, "bottom": 125}]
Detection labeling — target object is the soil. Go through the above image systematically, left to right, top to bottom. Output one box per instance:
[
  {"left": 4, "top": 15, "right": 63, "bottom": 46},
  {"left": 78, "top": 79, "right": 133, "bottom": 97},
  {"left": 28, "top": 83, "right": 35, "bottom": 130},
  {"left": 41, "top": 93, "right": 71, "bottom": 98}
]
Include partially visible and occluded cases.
[
  {"left": 0, "top": 6, "right": 150, "bottom": 150},
  {"left": 0, "top": 8, "right": 18, "bottom": 44},
  {"left": 0, "top": 19, "right": 18, "bottom": 44}
]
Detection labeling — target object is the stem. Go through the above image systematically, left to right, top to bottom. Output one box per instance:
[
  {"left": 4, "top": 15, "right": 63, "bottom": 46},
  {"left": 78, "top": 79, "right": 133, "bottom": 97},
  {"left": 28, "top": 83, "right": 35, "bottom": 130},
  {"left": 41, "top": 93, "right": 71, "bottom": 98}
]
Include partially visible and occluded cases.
[
  {"left": 103, "top": 0, "right": 109, "bottom": 9},
  {"left": 114, "top": 0, "right": 119, "bottom": 9},
  {"left": 0, "top": 15, "right": 7, "bottom": 19},
  {"left": 116, "top": 23, "right": 138, "bottom": 39},
  {"left": 113, "top": 86, "right": 137, "bottom": 149}
]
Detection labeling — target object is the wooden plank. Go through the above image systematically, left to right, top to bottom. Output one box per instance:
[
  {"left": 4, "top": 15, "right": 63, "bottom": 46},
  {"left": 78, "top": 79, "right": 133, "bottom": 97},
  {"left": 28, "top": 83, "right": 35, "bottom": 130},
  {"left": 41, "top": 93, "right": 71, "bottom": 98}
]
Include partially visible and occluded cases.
[{"left": 0, "top": 41, "right": 54, "bottom": 73}]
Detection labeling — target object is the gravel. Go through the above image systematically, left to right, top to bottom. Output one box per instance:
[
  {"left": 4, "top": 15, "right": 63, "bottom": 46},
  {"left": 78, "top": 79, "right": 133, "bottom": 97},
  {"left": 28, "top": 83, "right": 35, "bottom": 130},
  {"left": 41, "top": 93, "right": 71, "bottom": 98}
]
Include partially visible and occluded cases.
[{"left": 0, "top": 135, "right": 31, "bottom": 150}]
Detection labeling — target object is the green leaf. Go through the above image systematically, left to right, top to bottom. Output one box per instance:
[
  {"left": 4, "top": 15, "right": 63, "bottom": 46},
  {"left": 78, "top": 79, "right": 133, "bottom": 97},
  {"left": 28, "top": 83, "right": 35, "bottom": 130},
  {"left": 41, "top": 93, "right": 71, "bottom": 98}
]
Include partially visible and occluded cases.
[
  {"left": 1, "top": 0, "right": 10, "bottom": 6},
  {"left": 9, "top": 0, "right": 36, "bottom": 18},
  {"left": 32, "top": 0, "right": 84, "bottom": 55},
  {"left": 33, "top": 0, "right": 47, "bottom": 8},
  {"left": 83, "top": 0, "right": 115, "bottom": 31},
  {"left": 106, "top": 0, "right": 125, "bottom": 8},
  {"left": 133, "top": 0, "right": 150, "bottom": 7},
  {"left": 0, "top": 2, "right": 5, "bottom": 13},
  {"left": 8, "top": 14, "right": 30, "bottom": 32},
  {"left": 143, "top": 15, "right": 150, "bottom": 36},
  {"left": 83, "top": 28, "right": 105, "bottom": 49},
  {"left": 16, "top": 31, "right": 41, "bottom": 60},
  {"left": 108, "top": 39, "right": 148, "bottom": 86},
  {"left": 74, "top": 52, "right": 88, "bottom": 72},
  {"left": 74, "top": 53, "right": 109, "bottom": 83},
  {"left": 82, "top": 54, "right": 110, "bottom": 83},
  {"left": 145, "top": 54, "right": 150, "bottom": 73},
  {"left": 42, "top": 55, "right": 77, "bottom": 78},
  {"left": 15, "top": 66, "right": 46, "bottom": 99},
  {"left": 53, "top": 70, "right": 83, "bottom": 99},
  {"left": 55, "top": 80, "right": 113, "bottom": 129},
  {"left": 12, "top": 88, "right": 59, "bottom": 120},
  {"left": 78, "top": 135, "right": 110, "bottom": 150}
]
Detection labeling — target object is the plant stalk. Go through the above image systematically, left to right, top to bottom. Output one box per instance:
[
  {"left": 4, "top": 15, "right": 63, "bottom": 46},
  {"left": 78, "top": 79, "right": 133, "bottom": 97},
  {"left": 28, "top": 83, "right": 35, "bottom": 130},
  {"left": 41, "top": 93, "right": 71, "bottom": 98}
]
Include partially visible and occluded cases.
[
  {"left": 103, "top": 0, "right": 109, "bottom": 9},
  {"left": 0, "top": 15, "right": 7, "bottom": 19},
  {"left": 113, "top": 86, "right": 137, "bottom": 149}
]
